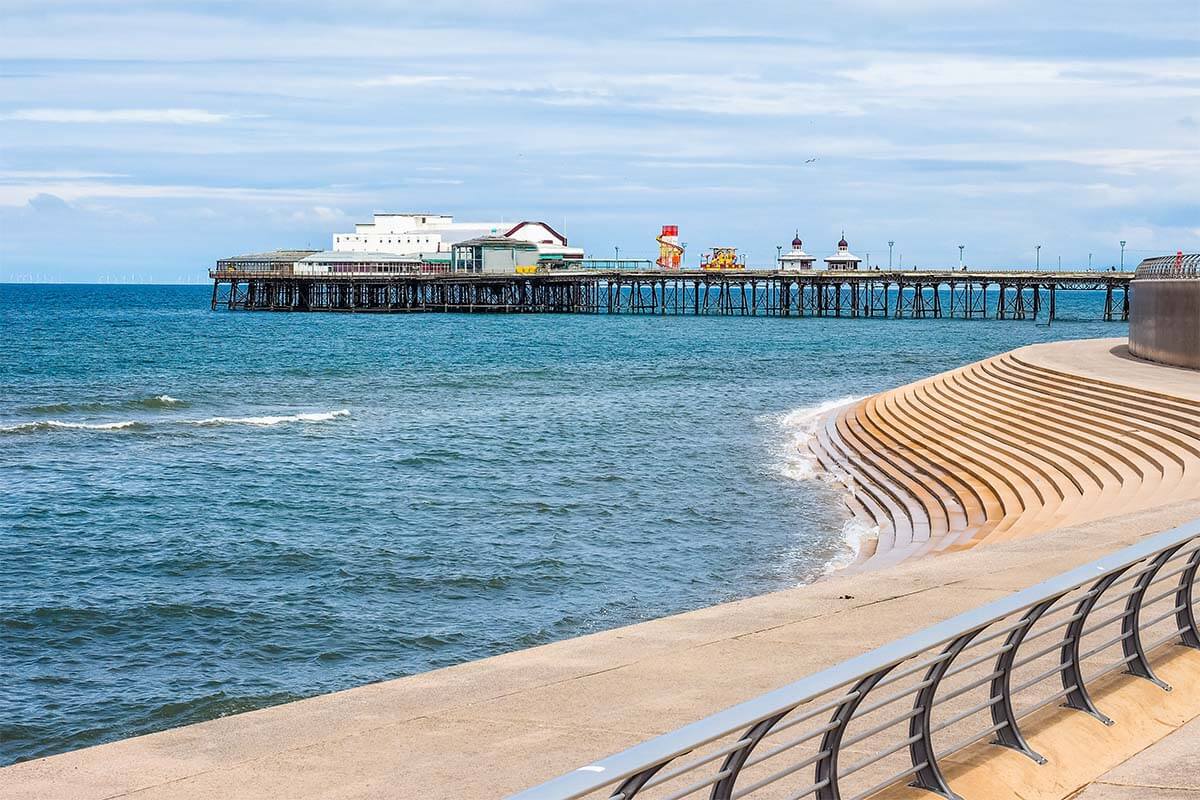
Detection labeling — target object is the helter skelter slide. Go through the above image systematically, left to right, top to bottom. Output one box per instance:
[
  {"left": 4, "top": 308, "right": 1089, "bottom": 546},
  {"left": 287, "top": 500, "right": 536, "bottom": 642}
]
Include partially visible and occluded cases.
[{"left": 656, "top": 225, "right": 685, "bottom": 270}]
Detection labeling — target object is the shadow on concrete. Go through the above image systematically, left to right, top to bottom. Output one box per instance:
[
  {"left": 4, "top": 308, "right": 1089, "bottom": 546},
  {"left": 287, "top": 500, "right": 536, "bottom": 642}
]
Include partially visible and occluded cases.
[{"left": 1109, "top": 342, "right": 1200, "bottom": 374}]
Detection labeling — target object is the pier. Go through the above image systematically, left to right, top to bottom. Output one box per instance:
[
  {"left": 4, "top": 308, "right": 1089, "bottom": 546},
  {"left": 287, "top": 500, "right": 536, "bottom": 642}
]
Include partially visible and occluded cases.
[{"left": 208, "top": 269, "right": 1132, "bottom": 322}]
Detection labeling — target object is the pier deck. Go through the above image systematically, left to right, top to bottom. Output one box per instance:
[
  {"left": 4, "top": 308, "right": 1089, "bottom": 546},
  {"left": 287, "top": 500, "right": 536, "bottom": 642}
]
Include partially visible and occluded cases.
[{"left": 208, "top": 269, "right": 1132, "bottom": 321}]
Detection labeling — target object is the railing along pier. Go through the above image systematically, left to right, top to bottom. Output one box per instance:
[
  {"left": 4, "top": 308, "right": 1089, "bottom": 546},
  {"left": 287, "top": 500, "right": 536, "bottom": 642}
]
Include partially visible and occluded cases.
[
  {"left": 209, "top": 269, "right": 1132, "bottom": 322},
  {"left": 510, "top": 519, "right": 1200, "bottom": 800}
]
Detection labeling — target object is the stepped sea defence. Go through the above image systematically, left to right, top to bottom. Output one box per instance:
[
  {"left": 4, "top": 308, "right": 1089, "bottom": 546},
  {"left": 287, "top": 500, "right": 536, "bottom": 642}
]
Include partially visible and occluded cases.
[{"left": 809, "top": 338, "right": 1200, "bottom": 570}]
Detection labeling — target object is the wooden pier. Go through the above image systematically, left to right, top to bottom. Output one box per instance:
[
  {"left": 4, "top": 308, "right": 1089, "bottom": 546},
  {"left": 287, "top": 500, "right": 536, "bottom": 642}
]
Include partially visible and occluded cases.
[{"left": 208, "top": 269, "right": 1132, "bottom": 322}]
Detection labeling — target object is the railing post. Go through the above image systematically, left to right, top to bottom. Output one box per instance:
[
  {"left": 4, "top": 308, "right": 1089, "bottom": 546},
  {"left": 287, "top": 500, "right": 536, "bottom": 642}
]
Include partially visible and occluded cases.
[
  {"left": 1122, "top": 546, "right": 1183, "bottom": 690},
  {"left": 1177, "top": 546, "right": 1200, "bottom": 649},
  {"left": 1060, "top": 569, "right": 1129, "bottom": 725},
  {"left": 991, "top": 597, "right": 1061, "bottom": 763},
  {"left": 908, "top": 630, "right": 981, "bottom": 800},
  {"left": 815, "top": 667, "right": 894, "bottom": 800},
  {"left": 710, "top": 710, "right": 791, "bottom": 800},
  {"left": 611, "top": 762, "right": 669, "bottom": 800}
]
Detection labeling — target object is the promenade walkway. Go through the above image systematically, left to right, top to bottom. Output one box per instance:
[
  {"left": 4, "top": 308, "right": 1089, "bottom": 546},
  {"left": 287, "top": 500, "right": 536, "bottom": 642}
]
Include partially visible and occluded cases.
[{"left": 1070, "top": 716, "right": 1200, "bottom": 798}]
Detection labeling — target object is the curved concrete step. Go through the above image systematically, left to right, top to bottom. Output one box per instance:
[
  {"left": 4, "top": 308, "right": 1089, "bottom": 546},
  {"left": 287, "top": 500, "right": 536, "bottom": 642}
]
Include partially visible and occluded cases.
[{"left": 807, "top": 341, "right": 1200, "bottom": 569}]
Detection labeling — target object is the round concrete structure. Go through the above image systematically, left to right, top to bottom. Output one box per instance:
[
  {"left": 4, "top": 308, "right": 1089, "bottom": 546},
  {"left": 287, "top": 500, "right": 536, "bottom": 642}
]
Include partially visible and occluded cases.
[{"left": 1129, "top": 277, "right": 1200, "bottom": 370}]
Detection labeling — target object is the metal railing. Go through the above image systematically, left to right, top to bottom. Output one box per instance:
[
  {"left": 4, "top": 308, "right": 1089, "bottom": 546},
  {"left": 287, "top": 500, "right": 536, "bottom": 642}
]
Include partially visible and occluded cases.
[
  {"left": 1135, "top": 253, "right": 1199, "bottom": 279},
  {"left": 510, "top": 519, "right": 1200, "bottom": 800}
]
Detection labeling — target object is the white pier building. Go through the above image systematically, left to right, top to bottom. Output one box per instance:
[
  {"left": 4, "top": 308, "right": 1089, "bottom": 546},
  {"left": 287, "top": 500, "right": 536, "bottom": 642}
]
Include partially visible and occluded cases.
[
  {"left": 332, "top": 213, "right": 583, "bottom": 264},
  {"left": 779, "top": 233, "right": 816, "bottom": 271},
  {"left": 824, "top": 233, "right": 863, "bottom": 271}
]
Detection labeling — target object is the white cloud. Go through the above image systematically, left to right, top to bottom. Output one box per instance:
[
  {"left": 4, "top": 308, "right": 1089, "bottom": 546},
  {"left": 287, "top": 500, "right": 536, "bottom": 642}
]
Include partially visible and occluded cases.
[
  {"left": 357, "top": 75, "right": 461, "bottom": 87},
  {"left": 2, "top": 108, "right": 231, "bottom": 124},
  {"left": 0, "top": 169, "right": 129, "bottom": 180},
  {"left": 0, "top": 181, "right": 366, "bottom": 206},
  {"left": 279, "top": 205, "right": 350, "bottom": 225}
]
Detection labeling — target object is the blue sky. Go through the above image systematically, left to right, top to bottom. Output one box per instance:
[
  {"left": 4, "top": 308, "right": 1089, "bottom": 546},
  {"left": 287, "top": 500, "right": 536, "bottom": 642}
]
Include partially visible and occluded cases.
[{"left": 1, "top": 0, "right": 1197, "bottom": 282}]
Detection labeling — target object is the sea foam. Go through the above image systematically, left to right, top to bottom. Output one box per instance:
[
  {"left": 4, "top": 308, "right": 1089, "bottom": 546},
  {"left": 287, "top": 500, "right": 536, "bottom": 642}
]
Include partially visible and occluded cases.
[
  {"left": 27, "top": 395, "right": 187, "bottom": 413},
  {"left": 144, "top": 395, "right": 185, "bottom": 408},
  {"left": 774, "top": 395, "right": 866, "bottom": 482},
  {"left": 1, "top": 408, "right": 349, "bottom": 433},
  {"left": 193, "top": 409, "right": 350, "bottom": 427},
  {"left": 0, "top": 419, "right": 144, "bottom": 433},
  {"left": 824, "top": 518, "right": 880, "bottom": 573}
]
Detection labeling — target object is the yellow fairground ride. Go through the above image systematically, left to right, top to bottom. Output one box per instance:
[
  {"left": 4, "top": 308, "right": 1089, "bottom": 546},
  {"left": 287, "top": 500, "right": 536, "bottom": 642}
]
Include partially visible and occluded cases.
[{"left": 700, "top": 247, "right": 745, "bottom": 271}]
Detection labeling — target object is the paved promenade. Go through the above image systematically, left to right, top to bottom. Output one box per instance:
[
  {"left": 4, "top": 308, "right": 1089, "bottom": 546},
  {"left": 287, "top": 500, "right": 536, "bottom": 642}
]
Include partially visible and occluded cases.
[
  {"left": 3, "top": 338, "right": 1197, "bottom": 799},
  {"left": 1071, "top": 717, "right": 1200, "bottom": 799}
]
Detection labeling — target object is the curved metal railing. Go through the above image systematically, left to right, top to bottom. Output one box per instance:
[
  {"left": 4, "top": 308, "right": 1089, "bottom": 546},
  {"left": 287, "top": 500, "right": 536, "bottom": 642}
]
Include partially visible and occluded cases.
[
  {"left": 1135, "top": 253, "right": 1200, "bottom": 279},
  {"left": 509, "top": 518, "right": 1200, "bottom": 800}
]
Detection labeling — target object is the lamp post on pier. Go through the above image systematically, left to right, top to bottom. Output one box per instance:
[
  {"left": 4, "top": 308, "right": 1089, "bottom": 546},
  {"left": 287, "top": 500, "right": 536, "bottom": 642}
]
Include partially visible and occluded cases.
[
  {"left": 888, "top": 240, "right": 895, "bottom": 270},
  {"left": 1120, "top": 240, "right": 1127, "bottom": 271},
  {"left": 958, "top": 244, "right": 965, "bottom": 270},
  {"left": 1035, "top": 244, "right": 1041, "bottom": 272},
  {"left": 776, "top": 245, "right": 782, "bottom": 268},
  {"left": 614, "top": 246, "right": 620, "bottom": 268},
  {"left": 1088, "top": 252, "right": 1093, "bottom": 270}
]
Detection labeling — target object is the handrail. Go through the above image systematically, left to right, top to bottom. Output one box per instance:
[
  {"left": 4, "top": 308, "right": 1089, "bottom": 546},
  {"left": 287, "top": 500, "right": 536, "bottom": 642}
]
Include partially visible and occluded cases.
[
  {"left": 1134, "top": 253, "right": 1199, "bottom": 279},
  {"left": 509, "top": 518, "right": 1200, "bottom": 800}
]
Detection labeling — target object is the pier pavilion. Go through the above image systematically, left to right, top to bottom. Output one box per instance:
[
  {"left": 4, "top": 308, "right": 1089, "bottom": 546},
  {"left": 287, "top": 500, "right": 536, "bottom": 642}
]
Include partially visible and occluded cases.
[
  {"left": 779, "top": 233, "right": 816, "bottom": 270},
  {"left": 824, "top": 233, "right": 863, "bottom": 270}
]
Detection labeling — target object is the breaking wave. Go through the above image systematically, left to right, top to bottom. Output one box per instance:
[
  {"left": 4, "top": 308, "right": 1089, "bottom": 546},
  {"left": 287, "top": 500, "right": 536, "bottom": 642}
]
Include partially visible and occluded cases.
[
  {"left": 27, "top": 395, "right": 188, "bottom": 413},
  {"left": 143, "top": 395, "right": 186, "bottom": 409},
  {"left": 773, "top": 395, "right": 865, "bottom": 482},
  {"left": 2, "top": 409, "right": 349, "bottom": 434},
  {"left": 193, "top": 410, "right": 350, "bottom": 427},
  {"left": 0, "top": 420, "right": 146, "bottom": 434},
  {"left": 824, "top": 518, "right": 879, "bottom": 574}
]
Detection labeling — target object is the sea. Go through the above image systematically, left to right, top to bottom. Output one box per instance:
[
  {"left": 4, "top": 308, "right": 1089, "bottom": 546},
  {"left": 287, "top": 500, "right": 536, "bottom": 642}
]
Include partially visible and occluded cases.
[{"left": 0, "top": 283, "right": 1126, "bottom": 765}]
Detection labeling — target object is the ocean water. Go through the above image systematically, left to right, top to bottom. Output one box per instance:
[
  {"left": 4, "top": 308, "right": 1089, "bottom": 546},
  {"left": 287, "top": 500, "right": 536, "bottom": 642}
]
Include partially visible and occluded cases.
[{"left": 0, "top": 284, "right": 1125, "bottom": 765}]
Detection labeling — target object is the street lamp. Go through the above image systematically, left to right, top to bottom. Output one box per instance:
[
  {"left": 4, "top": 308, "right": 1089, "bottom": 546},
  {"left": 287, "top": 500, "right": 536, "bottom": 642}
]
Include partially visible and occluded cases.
[
  {"left": 888, "top": 240, "right": 895, "bottom": 270},
  {"left": 1120, "top": 240, "right": 1127, "bottom": 271},
  {"left": 958, "top": 244, "right": 965, "bottom": 270},
  {"left": 1035, "top": 244, "right": 1041, "bottom": 272},
  {"left": 776, "top": 245, "right": 782, "bottom": 267},
  {"left": 614, "top": 246, "right": 620, "bottom": 267},
  {"left": 1088, "top": 252, "right": 1093, "bottom": 270}
]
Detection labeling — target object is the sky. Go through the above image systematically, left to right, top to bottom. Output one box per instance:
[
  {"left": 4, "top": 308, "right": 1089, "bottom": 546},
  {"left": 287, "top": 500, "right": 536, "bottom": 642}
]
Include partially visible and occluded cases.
[{"left": 1, "top": 0, "right": 1197, "bottom": 282}]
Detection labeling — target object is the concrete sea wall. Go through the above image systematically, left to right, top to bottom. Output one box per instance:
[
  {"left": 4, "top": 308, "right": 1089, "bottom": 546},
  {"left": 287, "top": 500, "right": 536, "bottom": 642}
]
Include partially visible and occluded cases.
[
  {"left": 1130, "top": 278, "right": 1200, "bottom": 370},
  {"left": 810, "top": 338, "right": 1200, "bottom": 571}
]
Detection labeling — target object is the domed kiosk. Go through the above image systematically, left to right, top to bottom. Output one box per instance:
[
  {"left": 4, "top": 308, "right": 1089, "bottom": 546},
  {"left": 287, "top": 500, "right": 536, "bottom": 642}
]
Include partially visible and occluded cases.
[
  {"left": 779, "top": 233, "right": 816, "bottom": 271},
  {"left": 824, "top": 233, "right": 862, "bottom": 271},
  {"left": 1129, "top": 252, "right": 1200, "bottom": 369}
]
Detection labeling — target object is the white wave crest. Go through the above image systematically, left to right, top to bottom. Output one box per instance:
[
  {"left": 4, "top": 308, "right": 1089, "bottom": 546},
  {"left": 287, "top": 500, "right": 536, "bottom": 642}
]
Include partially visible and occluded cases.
[
  {"left": 154, "top": 395, "right": 184, "bottom": 405},
  {"left": 774, "top": 395, "right": 865, "bottom": 483},
  {"left": 194, "top": 409, "right": 350, "bottom": 427},
  {"left": 0, "top": 419, "right": 142, "bottom": 433},
  {"left": 824, "top": 518, "right": 879, "bottom": 574}
]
